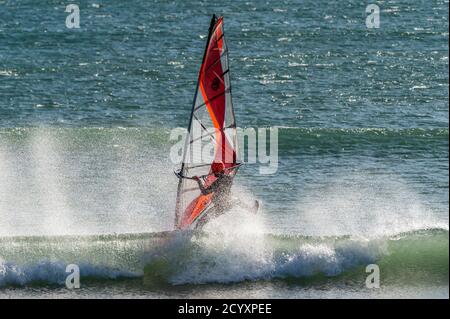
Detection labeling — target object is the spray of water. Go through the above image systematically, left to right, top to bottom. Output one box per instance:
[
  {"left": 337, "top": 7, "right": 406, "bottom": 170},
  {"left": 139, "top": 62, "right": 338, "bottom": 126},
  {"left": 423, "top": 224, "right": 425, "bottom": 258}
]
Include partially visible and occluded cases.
[
  {"left": 0, "top": 128, "right": 176, "bottom": 236},
  {"left": 1, "top": 129, "right": 448, "bottom": 288},
  {"left": 30, "top": 131, "right": 77, "bottom": 235},
  {"left": 0, "top": 147, "right": 9, "bottom": 234},
  {"left": 293, "top": 172, "right": 448, "bottom": 238}
]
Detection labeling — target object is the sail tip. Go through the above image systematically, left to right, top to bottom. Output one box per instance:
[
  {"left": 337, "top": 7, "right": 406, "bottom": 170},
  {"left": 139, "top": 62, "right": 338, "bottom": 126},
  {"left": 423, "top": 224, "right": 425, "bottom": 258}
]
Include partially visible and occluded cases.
[
  {"left": 209, "top": 14, "right": 218, "bottom": 33},
  {"left": 211, "top": 14, "right": 223, "bottom": 22}
]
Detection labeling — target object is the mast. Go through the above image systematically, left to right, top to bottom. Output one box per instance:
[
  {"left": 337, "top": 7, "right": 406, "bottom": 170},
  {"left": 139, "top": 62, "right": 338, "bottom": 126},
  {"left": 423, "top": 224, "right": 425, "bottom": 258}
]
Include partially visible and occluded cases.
[{"left": 175, "top": 14, "right": 217, "bottom": 228}]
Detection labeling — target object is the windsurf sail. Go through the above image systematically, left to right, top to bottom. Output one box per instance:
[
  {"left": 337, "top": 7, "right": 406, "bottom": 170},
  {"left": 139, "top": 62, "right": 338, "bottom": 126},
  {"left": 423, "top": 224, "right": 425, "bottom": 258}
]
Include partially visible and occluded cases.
[{"left": 175, "top": 15, "right": 239, "bottom": 230}]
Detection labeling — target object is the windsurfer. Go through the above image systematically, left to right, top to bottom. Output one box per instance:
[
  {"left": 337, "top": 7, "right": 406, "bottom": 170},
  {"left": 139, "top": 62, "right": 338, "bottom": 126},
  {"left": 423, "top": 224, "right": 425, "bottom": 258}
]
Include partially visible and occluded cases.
[
  {"left": 174, "top": 15, "right": 258, "bottom": 230},
  {"left": 192, "top": 161, "right": 259, "bottom": 229}
]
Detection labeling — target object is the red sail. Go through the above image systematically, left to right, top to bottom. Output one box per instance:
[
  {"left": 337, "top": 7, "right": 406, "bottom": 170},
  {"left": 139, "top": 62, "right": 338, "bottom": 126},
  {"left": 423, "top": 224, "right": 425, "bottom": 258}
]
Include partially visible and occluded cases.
[{"left": 175, "top": 15, "right": 238, "bottom": 229}]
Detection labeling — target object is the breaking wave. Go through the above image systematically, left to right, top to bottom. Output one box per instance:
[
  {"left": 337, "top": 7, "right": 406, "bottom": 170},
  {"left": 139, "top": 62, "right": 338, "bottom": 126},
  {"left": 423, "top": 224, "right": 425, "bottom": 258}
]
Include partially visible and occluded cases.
[{"left": 0, "top": 228, "right": 447, "bottom": 287}]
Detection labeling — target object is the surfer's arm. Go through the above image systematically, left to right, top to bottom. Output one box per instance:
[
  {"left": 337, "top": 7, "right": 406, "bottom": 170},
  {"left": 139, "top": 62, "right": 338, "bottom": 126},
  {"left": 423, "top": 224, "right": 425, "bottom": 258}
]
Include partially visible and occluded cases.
[{"left": 193, "top": 176, "right": 217, "bottom": 195}]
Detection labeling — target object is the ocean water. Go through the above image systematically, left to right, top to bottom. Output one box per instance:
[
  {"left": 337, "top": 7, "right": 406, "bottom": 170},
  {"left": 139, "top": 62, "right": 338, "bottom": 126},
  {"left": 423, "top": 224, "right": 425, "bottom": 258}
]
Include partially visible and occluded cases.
[{"left": 0, "top": 0, "right": 448, "bottom": 298}]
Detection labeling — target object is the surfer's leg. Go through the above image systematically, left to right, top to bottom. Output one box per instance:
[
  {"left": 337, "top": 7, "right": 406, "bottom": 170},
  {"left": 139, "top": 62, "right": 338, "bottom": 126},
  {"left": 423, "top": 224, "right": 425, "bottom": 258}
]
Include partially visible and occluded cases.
[
  {"left": 194, "top": 205, "right": 226, "bottom": 230},
  {"left": 195, "top": 206, "right": 219, "bottom": 229},
  {"left": 195, "top": 213, "right": 211, "bottom": 230}
]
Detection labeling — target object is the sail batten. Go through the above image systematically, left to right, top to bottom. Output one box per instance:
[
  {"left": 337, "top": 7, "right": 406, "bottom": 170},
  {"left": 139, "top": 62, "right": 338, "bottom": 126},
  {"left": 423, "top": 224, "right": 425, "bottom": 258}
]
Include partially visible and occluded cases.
[{"left": 175, "top": 15, "right": 239, "bottom": 230}]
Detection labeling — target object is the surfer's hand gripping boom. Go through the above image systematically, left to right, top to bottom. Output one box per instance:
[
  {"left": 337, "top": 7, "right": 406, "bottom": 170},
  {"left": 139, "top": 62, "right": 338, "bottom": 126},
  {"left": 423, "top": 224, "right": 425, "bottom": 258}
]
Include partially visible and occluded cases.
[
  {"left": 174, "top": 163, "right": 243, "bottom": 180},
  {"left": 174, "top": 170, "right": 203, "bottom": 180}
]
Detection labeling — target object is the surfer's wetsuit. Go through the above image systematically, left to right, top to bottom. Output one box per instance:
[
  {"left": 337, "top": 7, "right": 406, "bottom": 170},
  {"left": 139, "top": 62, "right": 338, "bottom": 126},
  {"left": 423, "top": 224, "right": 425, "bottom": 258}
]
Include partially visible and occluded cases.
[{"left": 194, "top": 173, "right": 233, "bottom": 228}]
